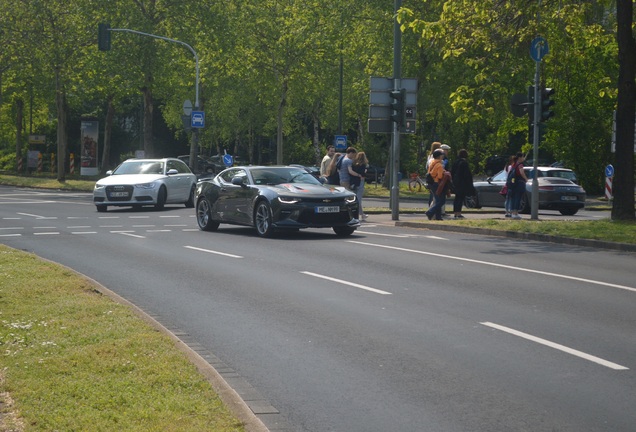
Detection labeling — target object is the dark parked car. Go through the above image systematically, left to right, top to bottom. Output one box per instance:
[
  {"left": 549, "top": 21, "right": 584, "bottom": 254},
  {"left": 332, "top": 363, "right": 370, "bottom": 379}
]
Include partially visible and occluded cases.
[
  {"left": 177, "top": 155, "right": 217, "bottom": 175},
  {"left": 365, "top": 165, "right": 386, "bottom": 184},
  {"left": 195, "top": 166, "right": 360, "bottom": 237},
  {"left": 467, "top": 167, "right": 586, "bottom": 215}
]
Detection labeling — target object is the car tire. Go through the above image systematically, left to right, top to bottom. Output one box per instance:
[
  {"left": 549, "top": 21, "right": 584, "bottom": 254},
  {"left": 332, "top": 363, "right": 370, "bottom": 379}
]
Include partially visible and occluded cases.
[
  {"left": 185, "top": 185, "right": 195, "bottom": 208},
  {"left": 155, "top": 186, "right": 167, "bottom": 210},
  {"left": 519, "top": 193, "right": 530, "bottom": 214},
  {"left": 464, "top": 194, "right": 480, "bottom": 209},
  {"left": 196, "top": 198, "right": 220, "bottom": 231},
  {"left": 255, "top": 201, "right": 274, "bottom": 237},
  {"left": 96, "top": 205, "right": 107, "bottom": 213},
  {"left": 559, "top": 208, "right": 578, "bottom": 216},
  {"left": 333, "top": 226, "right": 356, "bottom": 237}
]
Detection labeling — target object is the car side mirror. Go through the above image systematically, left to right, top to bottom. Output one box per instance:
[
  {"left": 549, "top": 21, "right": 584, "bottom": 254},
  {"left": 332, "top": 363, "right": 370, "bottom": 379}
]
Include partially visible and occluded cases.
[
  {"left": 167, "top": 169, "right": 179, "bottom": 175},
  {"left": 106, "top": 170, "right": 113, "bottom": 176},
  {"left": 231, "top": 176, "right": 246, "bottom": 186},
  {"left": 487, "top": 177, "right": 493, "bottom": 183}
]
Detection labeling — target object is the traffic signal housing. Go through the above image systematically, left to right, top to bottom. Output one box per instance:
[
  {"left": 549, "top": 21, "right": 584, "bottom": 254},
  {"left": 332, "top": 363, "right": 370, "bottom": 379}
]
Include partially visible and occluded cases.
[
  {"left": 98, "top": 23, "right": 111, "bottom": 51},
  {"left": 540, "top": 87, "right": 555, "bottom": 122},
  {"left": 390, "top": 88, "right": 406, "bottom": 128}
]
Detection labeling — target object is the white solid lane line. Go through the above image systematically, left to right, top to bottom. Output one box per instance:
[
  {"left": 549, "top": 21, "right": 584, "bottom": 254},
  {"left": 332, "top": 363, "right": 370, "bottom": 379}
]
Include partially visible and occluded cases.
[
  {"left": 348, "top": 241, "right": 636, "bottom": 294},
  {"left": 184, "top": 245, "right": 243, "bottom": 259},
  {"left": 301, "top": 271, "right": 392, "bottom": 295},
  {"left": 481, "top": 322, "right": 629, "bottom": 371}
]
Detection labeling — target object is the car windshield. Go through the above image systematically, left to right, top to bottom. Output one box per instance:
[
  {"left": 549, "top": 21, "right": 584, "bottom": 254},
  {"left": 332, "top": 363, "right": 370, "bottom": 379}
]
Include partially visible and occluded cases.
[
  {"left": 113, "top": 161, "right": 164, "bottom": 175},
  {"left": 250, "top": 167, "right": 321, "bottom": 186}
]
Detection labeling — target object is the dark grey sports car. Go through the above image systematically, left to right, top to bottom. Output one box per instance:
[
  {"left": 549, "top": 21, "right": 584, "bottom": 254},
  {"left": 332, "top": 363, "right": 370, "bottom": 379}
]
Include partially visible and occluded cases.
[{"left": 195, "top": 166, "right": 360, "bottom": 237}]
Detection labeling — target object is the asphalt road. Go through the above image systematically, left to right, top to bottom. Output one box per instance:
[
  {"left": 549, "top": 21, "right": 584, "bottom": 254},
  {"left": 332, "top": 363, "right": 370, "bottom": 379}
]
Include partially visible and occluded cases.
[{"left": 1, "top": 186, "right": 634, "bottom": 432}]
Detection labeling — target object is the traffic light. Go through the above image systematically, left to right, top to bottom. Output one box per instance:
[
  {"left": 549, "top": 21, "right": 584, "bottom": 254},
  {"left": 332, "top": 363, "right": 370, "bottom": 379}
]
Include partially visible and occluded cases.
[
  {"left": 98, "top": 23, "right": 111, "bottom": 51},
  {"left": 540, "top": 87, "right": 555, "bottom": 122},
  {"left": 390, "top": 88, "right": 406, "bottom": 128}
]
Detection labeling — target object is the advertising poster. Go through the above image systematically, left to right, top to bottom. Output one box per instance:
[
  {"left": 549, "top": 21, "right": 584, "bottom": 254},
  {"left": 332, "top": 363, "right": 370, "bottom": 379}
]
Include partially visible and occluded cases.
[{"left": 80, "top": 121, "right": 99, "bottom": 176}]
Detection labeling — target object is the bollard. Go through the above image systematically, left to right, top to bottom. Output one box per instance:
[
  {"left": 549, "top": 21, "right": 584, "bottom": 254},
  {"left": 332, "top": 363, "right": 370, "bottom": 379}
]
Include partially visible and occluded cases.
[{"left": 70, "top": 153, "right": 75, "bottom": 175}]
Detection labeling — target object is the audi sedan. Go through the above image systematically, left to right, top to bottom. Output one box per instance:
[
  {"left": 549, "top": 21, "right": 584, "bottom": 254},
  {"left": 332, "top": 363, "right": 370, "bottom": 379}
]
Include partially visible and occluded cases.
[
  {"left": 93, "top": 158, "right": 197, "bottom": 212},
  {"left": 195, "top": 166, "right": 360, "bottom": 237},
  {"left": 467, "top": 167, "right": 586, "bottom": 215}
]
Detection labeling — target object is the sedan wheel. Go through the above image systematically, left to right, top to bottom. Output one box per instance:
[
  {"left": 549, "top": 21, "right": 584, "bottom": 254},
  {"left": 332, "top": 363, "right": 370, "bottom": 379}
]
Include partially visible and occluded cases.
[
  {"left": 185, "top": 185, "right": 195, "bottom": 208},
  {"left": 155, "top": 186, "right": 167, "bottom": 210},
  {"left": 519, "top": 193, "right": 530, "bottom": 214},
  {"left": 196, "top": 198, "right": 219, "bottom": 231},
  {"left": 255, "top": 201, "right": 274, "bottom": 237},
  {"left": 559, "top": 208, "right": 578, "bottom": 216},
  {"left": 333, "top": 226, "right": 356, "bottom": 237}
]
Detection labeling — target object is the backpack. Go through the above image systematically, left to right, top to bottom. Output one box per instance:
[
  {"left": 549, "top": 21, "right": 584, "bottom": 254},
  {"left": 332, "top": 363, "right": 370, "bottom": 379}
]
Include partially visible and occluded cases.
[
  {"left": 327, "top": 157, "right": 343, "bottom": 185},
  {"left": 505, "top": 163, "right": 517, "bottom": 188}
]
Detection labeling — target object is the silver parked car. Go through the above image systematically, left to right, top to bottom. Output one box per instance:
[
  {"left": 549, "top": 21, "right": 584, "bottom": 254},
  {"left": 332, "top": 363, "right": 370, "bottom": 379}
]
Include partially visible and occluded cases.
[
  {"left": 93, "top": 158, "right": 197, "bottom": 212},
  {"left": 467, "top": 167, "right": 586, "bottom": 215}
]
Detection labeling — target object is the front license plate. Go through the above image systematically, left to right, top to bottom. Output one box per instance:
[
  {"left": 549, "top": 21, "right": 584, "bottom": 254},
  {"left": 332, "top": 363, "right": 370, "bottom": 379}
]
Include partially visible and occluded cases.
[
  {"left": 110, "top": 192, "right": 129, "bottom": 198},
  {"left": 561, "top": 196, "right": 577, "bottom": 201},
  {"left": 315, "top": 206, "right": 340, "bottom": 213}
]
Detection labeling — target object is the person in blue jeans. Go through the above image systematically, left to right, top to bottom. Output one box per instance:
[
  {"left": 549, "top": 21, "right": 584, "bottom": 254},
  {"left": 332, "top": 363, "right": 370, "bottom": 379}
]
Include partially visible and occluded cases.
[
  {"left": 425, "top": 149, "right": 448, "bottom": 220},
  {"left": 509, "top": 152, "right": 529, "bottom": 219}
]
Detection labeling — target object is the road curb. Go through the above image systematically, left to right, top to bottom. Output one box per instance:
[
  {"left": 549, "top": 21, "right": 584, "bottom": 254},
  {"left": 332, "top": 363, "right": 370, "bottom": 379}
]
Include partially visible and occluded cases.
[{"left": 394, "top": 221, "right": 636, "bottom": 252}]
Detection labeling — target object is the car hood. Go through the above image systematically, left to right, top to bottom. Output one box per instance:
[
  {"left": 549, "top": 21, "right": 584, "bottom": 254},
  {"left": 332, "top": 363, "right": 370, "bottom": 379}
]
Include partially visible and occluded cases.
[
  {"left": 96, "top": 174, "right": 166, "bottom": 185},
  {"left": 269, "top": 183, "right": 354, "bottom": 197}
]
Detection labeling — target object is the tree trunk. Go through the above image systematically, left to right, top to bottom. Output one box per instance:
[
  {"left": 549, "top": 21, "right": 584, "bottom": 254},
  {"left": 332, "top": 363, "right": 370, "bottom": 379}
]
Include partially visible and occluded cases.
[
  {"left": 612, "top": 0, "right": 636, "bottom": 220},
  {"left": 55, "top": 68, "right": 67, "bottom": 182},
  {"left": 141, "top": 75, "right": 154, "bottom": 158},
  {"left": 276, "top": 79, "right": 288, "bottom": 165},
  {"left": 101, "top": 95, "right": 115, "bottom": 173},
  {"left": 15, "top": 98, "right": 24, "bottom": 171},
  {"left": 312, "top": 111, "right": 321, "bottom": 166}
]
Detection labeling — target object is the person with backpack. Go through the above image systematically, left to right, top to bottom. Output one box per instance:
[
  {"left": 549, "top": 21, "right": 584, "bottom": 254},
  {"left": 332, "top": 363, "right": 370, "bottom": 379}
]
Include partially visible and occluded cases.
[
  {"left": 508, "top": 152, "right": 529, "bottom": 219},
  {"left": 326, "top": 153, "right": 343, "bottom": 185}
]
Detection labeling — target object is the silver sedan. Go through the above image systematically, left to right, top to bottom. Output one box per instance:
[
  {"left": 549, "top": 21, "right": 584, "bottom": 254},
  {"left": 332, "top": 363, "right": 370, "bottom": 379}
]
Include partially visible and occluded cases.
[{"left": 93, "top": 158, "right": 197, "bottom": 212}]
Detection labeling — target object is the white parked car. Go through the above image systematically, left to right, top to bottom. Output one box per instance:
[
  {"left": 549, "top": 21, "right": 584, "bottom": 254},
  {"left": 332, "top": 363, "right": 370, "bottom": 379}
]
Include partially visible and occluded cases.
[{"left": 93, "top": 158, "right": 197, "bottom": 212}]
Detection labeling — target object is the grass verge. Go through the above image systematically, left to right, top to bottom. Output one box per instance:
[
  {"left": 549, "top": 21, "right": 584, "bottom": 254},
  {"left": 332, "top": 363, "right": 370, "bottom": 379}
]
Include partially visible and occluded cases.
[{"left": 0, "top": 245, "right": 244, "bottom": 432}]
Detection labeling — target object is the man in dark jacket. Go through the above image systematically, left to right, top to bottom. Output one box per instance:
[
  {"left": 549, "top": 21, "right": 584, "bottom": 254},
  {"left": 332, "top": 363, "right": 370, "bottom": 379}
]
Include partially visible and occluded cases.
[{"left": 450, "top": 149, "right": 475, "bottom": 219}]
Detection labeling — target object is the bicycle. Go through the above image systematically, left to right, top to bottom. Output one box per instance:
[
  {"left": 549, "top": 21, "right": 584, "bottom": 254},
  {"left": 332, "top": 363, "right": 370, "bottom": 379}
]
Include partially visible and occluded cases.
[{"left": 408, "top": 173, "right": 427, "bottom": 192}]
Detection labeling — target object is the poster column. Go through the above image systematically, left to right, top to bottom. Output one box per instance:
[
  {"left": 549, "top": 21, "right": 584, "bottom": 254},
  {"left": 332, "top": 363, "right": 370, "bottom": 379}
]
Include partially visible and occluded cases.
[{"left": 80, "top": 121, "right": 99, "bottom": 176}]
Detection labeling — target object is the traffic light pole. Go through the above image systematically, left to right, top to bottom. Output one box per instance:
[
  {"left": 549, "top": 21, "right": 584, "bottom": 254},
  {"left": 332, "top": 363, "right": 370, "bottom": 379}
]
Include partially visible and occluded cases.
[
  {"left": 390, "top": 0, "right": 402, "bottom": 221},
  {"left": 531, "top": 62, "right": 540, "bottom": 220}
]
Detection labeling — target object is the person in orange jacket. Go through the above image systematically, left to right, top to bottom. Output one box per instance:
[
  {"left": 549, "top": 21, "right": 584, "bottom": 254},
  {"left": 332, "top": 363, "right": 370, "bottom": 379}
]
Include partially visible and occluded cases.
[{"left": 425, "top": 149, "right": 450, "bottom": 220}]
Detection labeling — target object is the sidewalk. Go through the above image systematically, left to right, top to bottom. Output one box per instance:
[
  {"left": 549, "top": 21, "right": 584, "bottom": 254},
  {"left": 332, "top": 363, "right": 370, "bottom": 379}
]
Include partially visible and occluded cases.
[{"left": 361, "top": 202, "right": 635, "bottom": 253}]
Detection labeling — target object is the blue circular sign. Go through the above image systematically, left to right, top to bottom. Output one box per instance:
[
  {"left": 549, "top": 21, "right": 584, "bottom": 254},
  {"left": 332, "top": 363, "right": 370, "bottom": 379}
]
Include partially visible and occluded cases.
[
  {"left": 530, "top": 37, "right": 549, "bottom": 62},
  {"left": 223, "top": 154, "right": 234, "bottom": 167},
  {"left": 605, "top": 164, "right": 614, "bottom": 178}
]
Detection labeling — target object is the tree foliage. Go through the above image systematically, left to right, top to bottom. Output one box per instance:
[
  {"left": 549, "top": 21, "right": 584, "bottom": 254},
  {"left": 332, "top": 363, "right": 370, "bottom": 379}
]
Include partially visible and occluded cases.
[{"left": 0, "top": 0, "right": 633, "bottom": 205}]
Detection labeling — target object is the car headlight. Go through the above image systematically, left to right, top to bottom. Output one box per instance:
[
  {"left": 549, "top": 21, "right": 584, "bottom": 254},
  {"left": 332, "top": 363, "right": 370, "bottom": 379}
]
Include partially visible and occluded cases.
[
  {"left": 135, "top": 182, "right": 157, "bottom": 189},
  {"left": 94, "top": 183, "right": 105, "bottom": 190},
  {"left": 345, "top": 195, "right": 357, "bottom": 204},
  {"left": 278, "top": 196, "right": 300, "bottom": 204}
]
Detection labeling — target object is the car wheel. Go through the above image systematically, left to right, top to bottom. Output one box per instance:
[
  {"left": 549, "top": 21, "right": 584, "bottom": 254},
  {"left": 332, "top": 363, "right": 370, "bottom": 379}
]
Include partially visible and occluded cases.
[
  {"left": 185, "top": 185, "right": 195, "bottom": 208},
  {"left": 155, "top": 186, "right": 167, "bottom": 210},
  {"left": 519, "top": 193, "right": 530, "bottom": 214},
  {"left": 464, "top": 194, "right": 480, "bottom": 209},
  {"left": 196, "top": 198, "right": 220, "bottom": 231},
  {"left": 254, "top": 201, "right": 274, "bottom": 237},
  {"left": 96, "top": 205, "right": 107, "bottom": 213},
  {"left": 559, "top": 208, "right": 578, "bottom": 216},
  {"left": 333, "top": 226, "right": 356, "bottom": 237}
]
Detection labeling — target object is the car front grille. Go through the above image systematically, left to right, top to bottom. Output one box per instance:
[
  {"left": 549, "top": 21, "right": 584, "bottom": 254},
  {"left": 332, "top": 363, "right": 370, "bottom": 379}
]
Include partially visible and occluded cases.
[{"left": 105, "top": 185, "right": 134, "bottom": 201}]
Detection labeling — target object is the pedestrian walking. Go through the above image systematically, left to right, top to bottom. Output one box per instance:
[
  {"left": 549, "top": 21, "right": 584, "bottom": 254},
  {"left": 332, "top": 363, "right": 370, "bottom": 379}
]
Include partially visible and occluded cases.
[
  {"left": 320, "top": 145, "right": 336, "bottom": 181},
  {"left": 338, "top": 147, "right": 357, "bottom": 190},
  {"left": 425, "top": 149, "right": 450, "bottom": 221},
  {"left": 451, "top": 149, "right": 475, "bottom": 219},
  {"left": 350, "top": 152, "right": 369, "bottom": 220}
]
